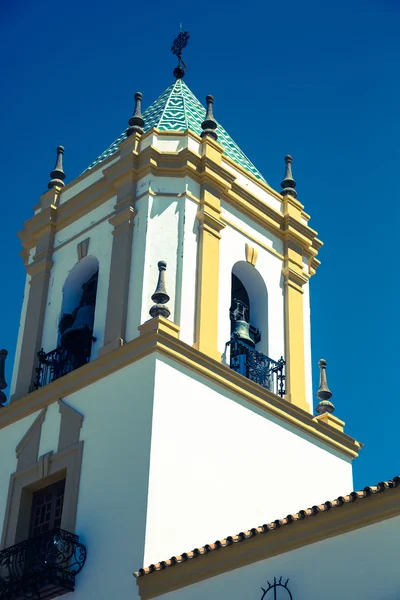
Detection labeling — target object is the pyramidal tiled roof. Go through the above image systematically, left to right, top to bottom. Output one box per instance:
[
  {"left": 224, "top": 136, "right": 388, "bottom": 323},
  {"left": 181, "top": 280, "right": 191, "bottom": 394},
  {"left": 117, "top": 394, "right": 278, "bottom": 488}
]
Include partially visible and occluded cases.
[{"left": 85, "top": 79, "right": 266, "bottom": 182}]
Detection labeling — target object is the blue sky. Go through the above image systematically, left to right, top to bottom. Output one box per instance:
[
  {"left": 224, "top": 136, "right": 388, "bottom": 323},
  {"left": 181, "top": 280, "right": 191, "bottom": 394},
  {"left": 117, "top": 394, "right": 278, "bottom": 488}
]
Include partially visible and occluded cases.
[{"left": 1, "top": 0, "right": 399, "bottom": 491}]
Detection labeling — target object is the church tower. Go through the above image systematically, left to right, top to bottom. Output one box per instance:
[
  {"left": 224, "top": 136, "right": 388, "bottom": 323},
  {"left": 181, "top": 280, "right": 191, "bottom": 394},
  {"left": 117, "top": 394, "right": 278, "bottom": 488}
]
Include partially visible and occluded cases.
[{"left": 0, "top": 35, "right": 361, "bottom": 600}]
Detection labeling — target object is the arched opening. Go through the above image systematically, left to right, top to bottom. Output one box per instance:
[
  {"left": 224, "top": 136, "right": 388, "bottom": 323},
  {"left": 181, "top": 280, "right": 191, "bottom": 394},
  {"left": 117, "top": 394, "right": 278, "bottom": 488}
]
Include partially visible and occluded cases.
[
  {"left": 35, "top": 256, "right": 99, "bottom": 388},
  {"left": 59, "top": 256, "right": 99, "bottom": 368},
  {"left": 227, "top": 262, "right": 284, "bottom": 397},
  {"left": 230, "top": 262, "right": 268, "bottom": 351},
  {"left": 230, "top": 273, "right": 258, "bottom": 345}
]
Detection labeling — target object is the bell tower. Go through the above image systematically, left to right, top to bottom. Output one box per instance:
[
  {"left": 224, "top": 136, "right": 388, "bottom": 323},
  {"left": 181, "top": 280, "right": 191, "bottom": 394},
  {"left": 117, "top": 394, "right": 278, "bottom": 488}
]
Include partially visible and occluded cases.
[{"left": 0, "top": 34, "right": 361, "bottom": 600}]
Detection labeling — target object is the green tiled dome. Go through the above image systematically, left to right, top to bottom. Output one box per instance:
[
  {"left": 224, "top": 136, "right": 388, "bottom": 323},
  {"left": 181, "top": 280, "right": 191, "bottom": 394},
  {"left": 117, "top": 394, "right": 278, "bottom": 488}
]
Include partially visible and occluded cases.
[{"left": 85, "top": 80, "right": 266, "bottom": 182}]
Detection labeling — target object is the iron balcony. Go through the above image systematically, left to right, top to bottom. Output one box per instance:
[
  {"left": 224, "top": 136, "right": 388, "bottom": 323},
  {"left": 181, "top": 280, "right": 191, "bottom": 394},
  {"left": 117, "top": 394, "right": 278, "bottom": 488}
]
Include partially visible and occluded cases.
[
  {"left": 226, "top": 337, "right": 286, "bottom": 397},
  {"left": 0, "top": 528, "right": 86, "bottom": 600}
]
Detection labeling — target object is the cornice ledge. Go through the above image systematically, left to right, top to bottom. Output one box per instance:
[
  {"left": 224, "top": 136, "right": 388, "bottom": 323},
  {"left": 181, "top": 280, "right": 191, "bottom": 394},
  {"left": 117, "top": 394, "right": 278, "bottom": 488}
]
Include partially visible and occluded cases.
[
  {"left": 103, "top": 153, "right": 137, "bottom": 189},
  {"left": 221, "top": 154, "right": 283, "bottom": 202},
  {"left": 200, "top": 156, "right": 235, "bottom": 182},
  {"left": 198, "top": 159, "right": 234, "bottom": 194},
  {"left": 231, "top": 181, "right": 283, "bottom": 222},
  {"left": 224, "top": 188, "right": 283, "bottom": 239},
  {"left": 282, "top": 193, "right": 305, "bottom": 212},
  {"left": 18, "top": 205, "right": 58, "bottom": 250},
  {"left": 109, "top": 205, "right": 136, "bottom": 230},
  {"left": 282, "top": 214, "right": 319, "bottom": 243},
  {"left": 282, "top": 267, "right": 309, "bottom": 289},
  {"left": 1, "top": 333, "right": 361, "bottom": 459}
]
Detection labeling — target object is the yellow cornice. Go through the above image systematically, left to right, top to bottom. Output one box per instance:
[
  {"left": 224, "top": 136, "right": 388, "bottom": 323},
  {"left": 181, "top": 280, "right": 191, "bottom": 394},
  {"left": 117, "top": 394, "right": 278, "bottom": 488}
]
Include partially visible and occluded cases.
[
  {"left": 20, "top": 144, "right": 322, "bottom": 272},
  {"left": 221, "top": 154, "right": 283, "bottom": 202},
  {"left": 3, "top": 320, "right": 361, "bottom": 460},
  {"left": 136, "top": 484, "right": 399, "bottom": 599}
]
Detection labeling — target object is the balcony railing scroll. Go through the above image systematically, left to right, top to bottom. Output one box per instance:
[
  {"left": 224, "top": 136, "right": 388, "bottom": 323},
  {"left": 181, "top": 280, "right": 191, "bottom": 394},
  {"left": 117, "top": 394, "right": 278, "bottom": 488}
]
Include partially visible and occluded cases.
[
  {"left": 34, "top": 326, "right": 95, "bottom": 389},
  {"left": 226, "top": 338, "right": 286, "bottom": 398},
  {"left": 0, "top": 528, "right": 87, "bottom": 600}
]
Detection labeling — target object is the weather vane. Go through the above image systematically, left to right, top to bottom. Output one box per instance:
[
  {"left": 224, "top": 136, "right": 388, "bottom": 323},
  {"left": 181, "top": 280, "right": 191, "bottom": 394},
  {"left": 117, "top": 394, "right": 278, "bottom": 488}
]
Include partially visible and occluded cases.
[{"left": 171, "top": 27, "right": 190, "bottom": 79}]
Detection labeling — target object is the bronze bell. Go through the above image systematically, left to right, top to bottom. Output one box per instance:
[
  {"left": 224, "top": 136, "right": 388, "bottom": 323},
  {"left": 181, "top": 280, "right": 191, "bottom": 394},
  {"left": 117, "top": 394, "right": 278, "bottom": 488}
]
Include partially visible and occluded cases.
[
  {"left": 230, "top": 298, "right": 255, "bottom": 348},
  {"left": 60, "top": 304, "right": 95, "bottom": 356},
  {"left": 231, "top": 319, "right": 255, "bottom": 347}
]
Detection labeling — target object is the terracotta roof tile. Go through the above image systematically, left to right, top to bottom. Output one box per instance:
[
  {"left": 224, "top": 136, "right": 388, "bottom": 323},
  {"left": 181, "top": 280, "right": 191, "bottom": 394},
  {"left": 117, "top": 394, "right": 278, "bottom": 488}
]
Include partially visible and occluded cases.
[{"left": 134, "top": 476, "right": 400, "bottom": 578}]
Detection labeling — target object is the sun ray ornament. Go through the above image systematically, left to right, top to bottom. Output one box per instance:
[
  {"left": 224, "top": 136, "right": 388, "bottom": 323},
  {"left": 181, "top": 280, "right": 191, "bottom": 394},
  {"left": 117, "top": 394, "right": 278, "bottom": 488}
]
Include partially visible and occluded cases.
[
  {"left": 171, "top": 27, "right": 190, "bottom": 79},
  {"left": 261, "top": 576, "right": 293, "bottom": 599}
]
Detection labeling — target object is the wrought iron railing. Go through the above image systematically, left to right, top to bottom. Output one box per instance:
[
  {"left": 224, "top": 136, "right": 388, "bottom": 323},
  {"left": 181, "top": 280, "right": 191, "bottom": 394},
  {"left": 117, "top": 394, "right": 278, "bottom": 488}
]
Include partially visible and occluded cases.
[
  {"left": 34, "top": 328, "right": 95, "bottom": 389},
  {"left": 226, "top": 338, "right": 286, "bottom": 397},
  {"left": 34, "top": 347, "right": 79, "bottom": 389},
  {"left": 0, "top": 528, "right": 86, "bottom": 600}
]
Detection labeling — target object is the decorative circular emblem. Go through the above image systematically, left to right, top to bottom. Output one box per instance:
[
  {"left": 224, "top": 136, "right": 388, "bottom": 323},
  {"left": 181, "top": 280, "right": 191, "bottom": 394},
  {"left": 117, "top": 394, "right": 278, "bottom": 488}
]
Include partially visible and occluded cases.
[{"left": 261, "top": 577, "right": 293, "bottom": 599}]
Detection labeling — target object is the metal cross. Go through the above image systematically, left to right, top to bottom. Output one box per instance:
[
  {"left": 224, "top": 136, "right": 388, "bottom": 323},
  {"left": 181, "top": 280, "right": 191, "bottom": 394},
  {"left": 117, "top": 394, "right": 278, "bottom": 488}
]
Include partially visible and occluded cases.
[{"left": 171, "top": 30, "right": 190, "bottom": 78}]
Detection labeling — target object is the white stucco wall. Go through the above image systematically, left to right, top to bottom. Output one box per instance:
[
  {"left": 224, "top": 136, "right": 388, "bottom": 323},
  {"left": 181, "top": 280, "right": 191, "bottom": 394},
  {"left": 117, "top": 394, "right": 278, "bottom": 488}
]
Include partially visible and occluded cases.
[
  {"left": 125, "top": 173, "right": 200, "bottom": 344},
  {"left": 125, "top": 193, "right": 150, "bottom": 342},
  {"left": 141, "top": 195, "right": 182, "bottom": 325},
  {"left": 178, "top": 197, "right": 198, "bottom": 345},
  {"left": 41, "top": 199, "right": 115, "bottom": 358},
  {"left": 2, "top": 349, "right": 354, "bottom": 600},
  {"left": 143, "top": 356, "right": 353, "bottom": 566},
  {"left": 0, "top": 357, "right": 157, "bottom": 600},
  {"left": 155, "top": 515, "right": 400, "bottom": 600}
]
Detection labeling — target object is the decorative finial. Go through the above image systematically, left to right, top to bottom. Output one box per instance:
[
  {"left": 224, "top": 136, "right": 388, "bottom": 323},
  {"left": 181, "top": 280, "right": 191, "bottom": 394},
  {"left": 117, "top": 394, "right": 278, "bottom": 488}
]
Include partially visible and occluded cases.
[
  {"left": 171, "top": 30, "right": 190, "bottom": 79},
  {"left": 127, "top": 92, "right": 145, "bottom": 137},
  {"left": 201, "top": 95, "right": 218, "bottom": 141},
  {"left": 48, "top": 146, "right": 66, "bottom": 189},
  {"left": 281, "top": 155, "right": 297, "bottom": 198},
  {"left": 150, "top": 261, "right": 171, "bottom": 319},
  {"left": 0, "top": 349, "right": 8, "bottom": 408},
  {"left": 316, "top": 359, "right": 335, "bottom": 414}
]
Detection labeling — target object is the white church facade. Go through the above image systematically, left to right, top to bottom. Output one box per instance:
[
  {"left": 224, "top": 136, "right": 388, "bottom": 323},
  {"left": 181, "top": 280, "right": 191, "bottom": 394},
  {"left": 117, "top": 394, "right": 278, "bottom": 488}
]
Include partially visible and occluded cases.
[{"left": 0, "top": 40, "right": 398, "bottom": 600}]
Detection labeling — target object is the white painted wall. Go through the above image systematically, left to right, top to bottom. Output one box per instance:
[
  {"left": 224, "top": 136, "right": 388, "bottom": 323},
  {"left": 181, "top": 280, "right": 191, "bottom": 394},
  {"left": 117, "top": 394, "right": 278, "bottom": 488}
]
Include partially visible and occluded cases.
[
  {"left": 125, "top": 174, "right": 200, "bottom": 344},
  {"left": 125, "top": 194, "right": 151, "bottom": 342},
  {"left": 142, "top": 196, "right": 182, "bottom": 325},
  {"left": 178, "top": 196, "right": 198, "bottom": 346},
  {"left": 41, "top": 199, "right": 114, "bottom": 358},
  {"left": 1, "top": 350, "right": 353, "bottom": 600},
  {"left": 143, "top": 356, "right": 353, "bottom": 566},
  {"left": 0, "top": 357, "right": 157, "bottom": 600},
  {"left": 155, "top": 515, "right": 400, "bottom": 600}
]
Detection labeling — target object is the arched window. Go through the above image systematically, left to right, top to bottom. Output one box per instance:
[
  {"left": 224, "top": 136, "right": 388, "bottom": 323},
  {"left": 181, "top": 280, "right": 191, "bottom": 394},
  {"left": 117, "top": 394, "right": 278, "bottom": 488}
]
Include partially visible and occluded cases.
[
  {"left": 35, "top": 256, "right": 99, "bottom": 388},
  {"left": 59, "top": 256, "right": 99, "bottom": 366},
  {"left": 230, "top": 261, "right": 268, "bottom": 353},
  {"left": 227, "top": 262, "right": 284, "bottom": 397}
]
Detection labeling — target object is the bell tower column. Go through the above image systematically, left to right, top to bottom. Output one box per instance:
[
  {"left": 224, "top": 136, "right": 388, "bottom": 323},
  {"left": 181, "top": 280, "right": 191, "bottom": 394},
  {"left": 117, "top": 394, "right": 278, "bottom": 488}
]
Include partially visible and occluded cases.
[
  {"left": 99, "top": 101, "right": 143, "bottom": 355},
  {"left": 193, "top": 132, "right": 225, "bottom": 361},
  {"left": 281, "top": 156, "right": 310, "bottom": 412},
  {"left": 13, "top": 202, "right": 58, "bottom": 400},
  {"left": 282, "top": 240, "right": 309, "bottom": 412}
]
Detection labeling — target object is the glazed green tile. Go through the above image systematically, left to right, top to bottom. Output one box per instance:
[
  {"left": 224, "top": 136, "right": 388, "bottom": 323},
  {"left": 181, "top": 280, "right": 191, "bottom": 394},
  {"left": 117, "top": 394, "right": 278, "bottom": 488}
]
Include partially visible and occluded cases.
[{"left": 85, "top": 80, "right": 266, "bottom": 183}]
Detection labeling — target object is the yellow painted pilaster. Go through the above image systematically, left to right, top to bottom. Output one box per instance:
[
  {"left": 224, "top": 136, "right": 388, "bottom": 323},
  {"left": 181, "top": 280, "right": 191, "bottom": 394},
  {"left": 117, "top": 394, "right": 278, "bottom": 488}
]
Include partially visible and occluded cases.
[
  {"left": 193, "top": 183, "right": 225, "bottom": 361},
  {"left": 282, "top": 194, "right": 310, "bottom": 412}
]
